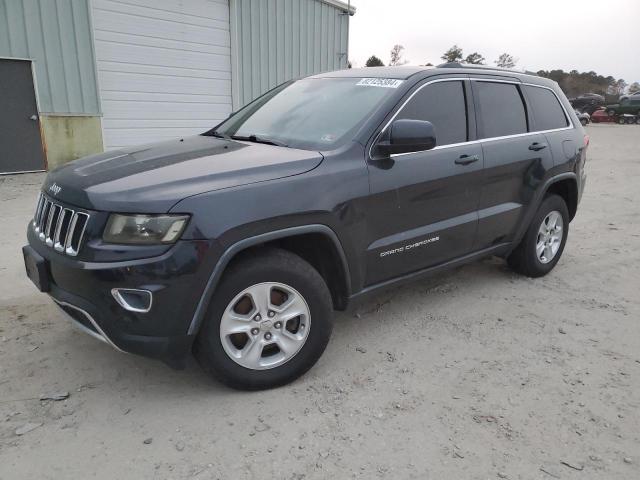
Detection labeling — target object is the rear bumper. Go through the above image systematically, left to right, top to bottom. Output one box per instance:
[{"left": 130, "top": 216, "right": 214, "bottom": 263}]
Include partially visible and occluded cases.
[{"left": 26, "top": 226, "right": 222, "bottom": 368}]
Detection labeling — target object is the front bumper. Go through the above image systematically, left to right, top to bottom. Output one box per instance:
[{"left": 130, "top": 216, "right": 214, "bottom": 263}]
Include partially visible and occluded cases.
[{"left": 26, "top": 225, "right": 221, "bottom": 368}]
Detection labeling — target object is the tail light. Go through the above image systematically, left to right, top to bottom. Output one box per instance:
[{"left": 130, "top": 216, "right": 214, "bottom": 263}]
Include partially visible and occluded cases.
[{"left": 583, "top": 135, "right": 589, "bottom": 147}]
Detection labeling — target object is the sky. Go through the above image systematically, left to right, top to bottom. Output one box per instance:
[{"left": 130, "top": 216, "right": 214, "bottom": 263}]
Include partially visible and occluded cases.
[{"left": 349, "top": 0, "right": 640, "bottom": 84}]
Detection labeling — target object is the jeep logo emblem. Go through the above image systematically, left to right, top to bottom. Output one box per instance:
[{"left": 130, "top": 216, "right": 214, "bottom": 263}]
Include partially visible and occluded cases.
[{"left": 49, "top": 183, "right": 61, "bottom": 196}]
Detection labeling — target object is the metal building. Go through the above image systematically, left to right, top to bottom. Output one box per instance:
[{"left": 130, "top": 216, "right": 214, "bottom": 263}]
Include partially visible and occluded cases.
[{"left": 0, "top": 0, "right": 355, "bottom": 174}]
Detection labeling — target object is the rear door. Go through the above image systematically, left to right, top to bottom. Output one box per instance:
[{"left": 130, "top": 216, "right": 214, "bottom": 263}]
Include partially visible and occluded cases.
[
  {"left": 0, "top": 59, "right": 46, "bottom": 174},
  {"left": 365, "top": 78, "right": 483, "bottom": 285},
  {"left": 472, "top": 80, "right": 554, "bottom": 249},
  {"left": 523, "top": 84, "right": 575, "bottom": 171}
]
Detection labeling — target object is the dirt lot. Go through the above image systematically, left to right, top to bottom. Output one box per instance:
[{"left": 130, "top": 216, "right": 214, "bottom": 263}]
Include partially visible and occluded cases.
[{"left": 1, "top": 124, "right": 639, "bottom": 479}]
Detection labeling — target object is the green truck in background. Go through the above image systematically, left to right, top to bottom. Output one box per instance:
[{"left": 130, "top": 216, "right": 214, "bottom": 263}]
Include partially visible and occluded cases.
[{"left": 606, "top": 97, "right": 640, "bottom": 116}]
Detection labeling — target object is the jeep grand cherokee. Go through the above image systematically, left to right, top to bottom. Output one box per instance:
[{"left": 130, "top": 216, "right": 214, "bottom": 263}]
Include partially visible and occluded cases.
[{"left": 23, "top": 65, "right": 588, "bottom": 390}]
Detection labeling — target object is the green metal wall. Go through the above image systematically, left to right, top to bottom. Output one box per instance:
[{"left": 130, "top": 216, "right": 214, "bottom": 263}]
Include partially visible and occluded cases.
[
  {"left": 0, "top": 0, "right": 100, "bottom": 114},
  {"left": 229, "top": 0, "right": 352, "bottom": 109}
]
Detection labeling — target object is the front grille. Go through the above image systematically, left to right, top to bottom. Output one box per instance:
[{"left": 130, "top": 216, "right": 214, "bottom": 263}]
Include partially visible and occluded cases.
[{"left": 33, "top": 193, "right": 90, "bottom": 256}]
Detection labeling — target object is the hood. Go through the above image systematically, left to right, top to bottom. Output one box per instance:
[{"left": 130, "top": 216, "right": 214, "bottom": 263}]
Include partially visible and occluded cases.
[{"left": 43, "top": 136, "right": 323, "bottom": 212}]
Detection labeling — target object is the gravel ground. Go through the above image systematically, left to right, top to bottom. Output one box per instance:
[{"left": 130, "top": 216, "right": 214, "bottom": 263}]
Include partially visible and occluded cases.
[{"left": 0, "top": 124, "right": 639, "bottom": 479}]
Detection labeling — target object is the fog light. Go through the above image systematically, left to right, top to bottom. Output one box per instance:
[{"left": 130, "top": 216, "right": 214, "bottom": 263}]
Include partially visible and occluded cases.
[{"left": 111, "top": 288, "right": 153, "bottom": 313}]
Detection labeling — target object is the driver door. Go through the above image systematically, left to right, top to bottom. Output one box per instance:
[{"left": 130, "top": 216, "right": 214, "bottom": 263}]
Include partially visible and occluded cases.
[{"left": 364, "top": 78, "right": 483, "bottom": 286}]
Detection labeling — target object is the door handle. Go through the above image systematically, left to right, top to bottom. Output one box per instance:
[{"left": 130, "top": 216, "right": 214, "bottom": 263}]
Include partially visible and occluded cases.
[
  {"left": 528, "top": 142, "right": 547, "bottom": 151},
  {"left": 455, "top": 154, "right": 480, "bottom": 166}
]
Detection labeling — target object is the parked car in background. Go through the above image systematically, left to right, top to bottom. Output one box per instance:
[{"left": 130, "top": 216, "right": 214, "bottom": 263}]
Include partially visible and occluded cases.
[
  {"left": 619, "top": 91, "right": 640, "bottom": 101},
  {"left": 570, "top": 93, "right": 605, "bottom": 114},
  {"left": 605, "top": 97, "right": 640, "bottom": 116},
  {"left": 591, "top": 109, "right": 616, "bottom": 123},
  {"left": 575, "top": 110, "right": 590, "bottom": 126},
  {"left": 615, "top": 114, "right": 640, "bottom": 125}
]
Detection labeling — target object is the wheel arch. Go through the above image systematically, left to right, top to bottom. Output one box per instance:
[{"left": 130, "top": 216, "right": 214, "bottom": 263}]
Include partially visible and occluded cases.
[
  {"left": 509, "top": 172, "right": 578, "bottom": 255},
  {"left": 545, "top": 176, "right": 578, "bottom": 221},
  {"left": 187, "top": 225, "right": 351, "bottom": 335}
]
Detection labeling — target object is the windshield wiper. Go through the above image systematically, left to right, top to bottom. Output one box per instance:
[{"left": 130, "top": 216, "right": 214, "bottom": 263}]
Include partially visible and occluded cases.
[{"left": 231, "top": 134, "right": 289, "bottom": 148}]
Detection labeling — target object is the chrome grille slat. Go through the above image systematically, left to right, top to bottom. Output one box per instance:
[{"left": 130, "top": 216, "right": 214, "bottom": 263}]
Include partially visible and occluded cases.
[
  {"left": 32, "top": 194, "right": 90, "bottom": 257},
  {"left": 34, "top": 194, "right": 45, "bottom": 233},
  {"left": 38, "top": 200, "right": 52, "bottom": 240},
  {"left": 45, "top": 205, "right": 62, "bottom": 246},
  {"left": 54, "top": 208, "right": 74, "bottom": 252},
  {"left": 66, "top": 212, "right": 89, "bottom": 257}
]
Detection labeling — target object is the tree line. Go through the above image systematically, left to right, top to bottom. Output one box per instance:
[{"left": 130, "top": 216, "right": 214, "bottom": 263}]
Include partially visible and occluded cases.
[
  {"left": 362, "top": 44, "right": 638, "bottom": 97},
  {"left": 364, "top": 44, "right": 517, "bottom": 69}
]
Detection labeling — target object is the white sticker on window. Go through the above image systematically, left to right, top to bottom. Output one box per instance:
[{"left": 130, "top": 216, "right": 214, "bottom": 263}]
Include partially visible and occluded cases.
[{"left": 356, "top": 78, "right": 404, "bottom": 88}]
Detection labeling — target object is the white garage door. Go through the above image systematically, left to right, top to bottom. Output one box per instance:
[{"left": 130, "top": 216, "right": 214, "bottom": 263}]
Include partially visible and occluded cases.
[{"left": 91, "top": 0, "right": 232, "bottom": 150}]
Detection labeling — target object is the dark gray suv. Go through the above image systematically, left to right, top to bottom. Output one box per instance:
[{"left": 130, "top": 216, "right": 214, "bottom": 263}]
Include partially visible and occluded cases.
[{"left": 24, "top": 64, "right": 588, "bottom": 389}]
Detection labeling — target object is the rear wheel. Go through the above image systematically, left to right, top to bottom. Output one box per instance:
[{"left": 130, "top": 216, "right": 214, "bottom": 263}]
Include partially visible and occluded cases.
[
  {"left": 607, "top": 109, "right": 616, "bottom": 116},
  {"left": 618, "top": 116, "right": 626, "bottom": 125},
  {"left": 580, "top": 117, "right": 588, "bottom": 126},
  {"left": 507, "top": 194, "right": 569, "bottom": 278},
  {"left": 194, "top": 248, "right": 333, "bottom": 390}
]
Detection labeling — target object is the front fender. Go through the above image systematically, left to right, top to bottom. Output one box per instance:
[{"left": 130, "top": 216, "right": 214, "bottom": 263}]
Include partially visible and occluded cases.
[{"left": 185, "top": 224, "right": 350, "bottom": 335}]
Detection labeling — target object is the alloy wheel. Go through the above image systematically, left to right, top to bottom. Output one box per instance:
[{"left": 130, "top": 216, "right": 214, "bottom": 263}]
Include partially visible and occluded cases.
[
  {"left": 536, "top": 211, "right": 564, "bottom": 264},
  {"left": 219, "top": 282, "right": 311, "bottom": 370}
]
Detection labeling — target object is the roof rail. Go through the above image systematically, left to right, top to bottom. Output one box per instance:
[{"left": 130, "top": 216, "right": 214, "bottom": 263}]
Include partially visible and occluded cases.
[{"left": 436, "top": 62, "right": 539, "bottom": 77}]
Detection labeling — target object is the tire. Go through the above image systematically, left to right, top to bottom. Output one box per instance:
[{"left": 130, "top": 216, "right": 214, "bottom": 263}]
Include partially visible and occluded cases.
[
  {"left": 607, "top": 109, "right": 616, "bottom": 116},
  {"left": 618, "top": 116, "right": 626, "bottom": 125},
  {"left": 580, "top": 118, "right": 588, "bottom": 126},
  {"left": 507, "top": 194, "right": 569, "bottom": 278},
  {"left": 194, "top": 248, "right": 333, "bottom": 390}
]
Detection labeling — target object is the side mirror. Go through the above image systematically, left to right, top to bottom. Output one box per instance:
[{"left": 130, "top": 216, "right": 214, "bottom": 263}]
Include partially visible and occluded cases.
[{"left": 378, "top": 119, "right": 437, "bottom": 156}]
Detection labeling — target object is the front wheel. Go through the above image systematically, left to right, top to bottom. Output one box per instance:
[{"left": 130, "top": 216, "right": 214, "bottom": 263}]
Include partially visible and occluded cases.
[
  {"left": 507, "top": 194, "right": 569, "bottom": 278},
  {"left": 194, "top": 248, "right": 333, "bottom": 390}
]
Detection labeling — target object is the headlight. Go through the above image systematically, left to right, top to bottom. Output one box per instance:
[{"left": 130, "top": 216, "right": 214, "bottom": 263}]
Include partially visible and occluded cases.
[{"left": 103, "top": 214, "right": 189, "bottom": 245}]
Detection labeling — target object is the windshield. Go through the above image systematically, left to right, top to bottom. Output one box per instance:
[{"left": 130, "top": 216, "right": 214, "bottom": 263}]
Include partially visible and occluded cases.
[{"left": 210, "top": 77, "right": 401, "bottom": 150}]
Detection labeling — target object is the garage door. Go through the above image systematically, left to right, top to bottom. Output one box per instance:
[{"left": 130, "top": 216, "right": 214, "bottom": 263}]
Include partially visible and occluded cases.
[{"left": 91, "top": 0, "right": 232, "bottom": 150}]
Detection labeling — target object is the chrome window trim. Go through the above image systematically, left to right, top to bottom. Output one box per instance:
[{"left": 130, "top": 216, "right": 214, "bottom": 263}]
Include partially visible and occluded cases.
[{"left": 369, "top": 76, "right": 575, "bottom": 159}]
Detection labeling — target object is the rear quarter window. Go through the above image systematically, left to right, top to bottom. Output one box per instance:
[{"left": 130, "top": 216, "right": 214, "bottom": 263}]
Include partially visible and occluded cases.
[
  {"left": 474, "top": 82, "right": 527, "bottom": 138},
  {"left": 524, "top": 85, "right": 570, "bottom": 131}
]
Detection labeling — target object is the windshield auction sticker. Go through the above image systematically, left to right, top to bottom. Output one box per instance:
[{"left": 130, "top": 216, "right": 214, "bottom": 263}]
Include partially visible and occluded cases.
[{"left": 356, "top": 78, "right": 404, "bottom": 88}]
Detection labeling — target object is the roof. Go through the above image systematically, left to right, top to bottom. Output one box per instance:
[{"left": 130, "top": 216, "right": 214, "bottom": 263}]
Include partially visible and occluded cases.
[
  {"left": 320, "top": 0, "right": 356, "bottom": 14},
  {"left": 312, "top": 64, "right": 553, "bottom": 86},
  {"left": 311, "top": 66, "right": 427, "bottom": 80}
]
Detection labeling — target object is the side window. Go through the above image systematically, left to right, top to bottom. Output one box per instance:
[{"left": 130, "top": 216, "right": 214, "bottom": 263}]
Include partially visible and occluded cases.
[
  {"left": 396, "top": 81, "right": 467, "bottom": 146},
  {"left": 474, "top": 82, "right": 527, "bottom": 138},
  {"left": 524, "top": 85, "right": 569, "bottom": 131}
]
